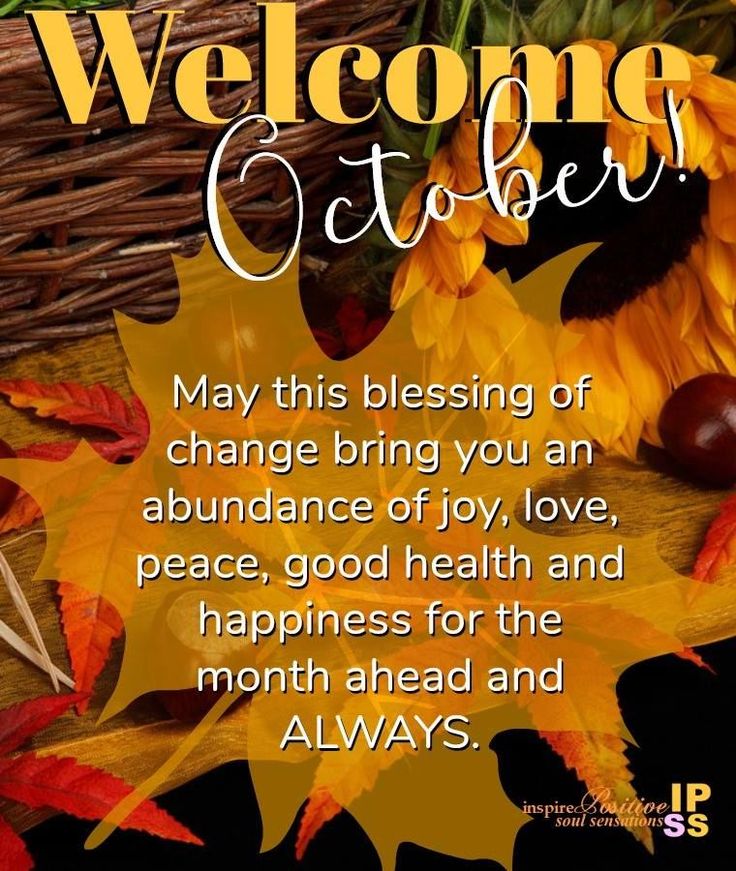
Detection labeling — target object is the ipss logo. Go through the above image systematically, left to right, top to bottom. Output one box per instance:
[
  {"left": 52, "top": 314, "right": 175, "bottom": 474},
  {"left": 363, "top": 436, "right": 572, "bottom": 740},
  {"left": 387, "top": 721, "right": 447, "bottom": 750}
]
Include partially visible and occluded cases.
[{"left": 663, "top": 783, "right": 710, "bottom": 838}]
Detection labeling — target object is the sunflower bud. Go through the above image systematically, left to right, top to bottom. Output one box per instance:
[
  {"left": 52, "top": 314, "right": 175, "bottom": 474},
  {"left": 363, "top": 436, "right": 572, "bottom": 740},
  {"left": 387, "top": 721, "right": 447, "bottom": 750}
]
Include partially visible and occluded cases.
[
  {"left": 479, "top": 0, "right": 512, "bottom": 45},
  {"left": 530, "top": 0, "right": 580, "bottom": 48},
  {"left": 576, "top": 0, "right": 613, "bottom": 40},
  {"left": 611, "top": 0, "right": 657, "bottom": 46}
]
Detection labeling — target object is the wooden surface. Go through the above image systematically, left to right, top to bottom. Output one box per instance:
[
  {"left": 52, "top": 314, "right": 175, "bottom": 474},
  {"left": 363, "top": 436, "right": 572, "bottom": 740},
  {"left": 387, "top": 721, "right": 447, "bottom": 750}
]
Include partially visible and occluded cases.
[
  {"left": 0, "top": 332, "right": 734, "bottom": 832},
  {"left": 0, "top": 333, "right": 250, "bottom": 834}
]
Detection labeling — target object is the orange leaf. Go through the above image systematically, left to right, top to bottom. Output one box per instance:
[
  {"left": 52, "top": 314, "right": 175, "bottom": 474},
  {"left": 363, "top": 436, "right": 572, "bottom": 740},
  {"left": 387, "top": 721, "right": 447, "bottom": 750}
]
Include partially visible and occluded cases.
[
  {"left": 0, "top": 381, "right": 148, "bottom": 443},
  {"left": 0, "top": 382, "right": 148, "bottom": 538},
  {"left": 0, "top": 436, "right": 148, "bottom": 539},
  {"left": 0, "top": 491, "right": 42, "bottom": 536},
  {"left": 692, "top": 493, "right": 736, "bottom": 583},
  {"left": 57, "top": 583, "right": 124, "bottom": 714},
  {"left": 522, "top": 638, "right": 653, "bottom": 851},
  {"left": 676, "top": 647, "right": 715, "bottom": 673},
  {"left": 0, "top": 692, "right": 201, "bottom": 862},
  {"left": 541, "top": 730, "right": 632, "bottom": 793},
  {"left": 0, "top": 752, "right": 201, "bottom": 846},
  {"left": 296, "top": 788, "right": 342, "bottom": 860}
]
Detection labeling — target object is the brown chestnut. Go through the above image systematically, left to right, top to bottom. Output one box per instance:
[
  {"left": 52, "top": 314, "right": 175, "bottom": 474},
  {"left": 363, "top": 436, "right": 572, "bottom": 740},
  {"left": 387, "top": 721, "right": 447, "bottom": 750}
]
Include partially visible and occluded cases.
[
  {"left": 658, "top": 373, "right": 736, "bottom": 487},
  {"left": 0, "top": 438, "right": 18, "bottom": 516}
]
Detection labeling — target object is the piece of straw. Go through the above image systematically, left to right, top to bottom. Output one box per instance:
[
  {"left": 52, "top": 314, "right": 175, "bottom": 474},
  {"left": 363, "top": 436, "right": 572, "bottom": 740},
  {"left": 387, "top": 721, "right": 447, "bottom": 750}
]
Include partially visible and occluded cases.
[
  {"left": 0, "top": 551, "right": 59, "bottom": 691},
  {"left": 0, "top": 617, "right": 73, "bottom": 689}
]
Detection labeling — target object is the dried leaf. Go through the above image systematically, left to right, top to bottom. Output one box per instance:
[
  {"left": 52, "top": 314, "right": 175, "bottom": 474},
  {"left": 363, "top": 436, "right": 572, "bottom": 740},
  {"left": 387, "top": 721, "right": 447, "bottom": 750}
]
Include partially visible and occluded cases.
[
  {"left": 0, "top": 381, "right": 148, "bottom": 443},
  {"left": 0, "top": 492, "right": 42, "bottom": 536},
  {"left": 692, "top": 493, "right": 736, "bottom": 583},
  {"left": 57, "top": 583, "right": 124, "bottom": 714},
  {"left": 676, "top": 647, "right": 715, "bottom": 673},
  {"left": 0, "top": 692, "right": 87, "bottom": 756},
  {"left": 541, "top": 726, "right": 652, "bottom": 851},
  {"left": 540, "top": 728, "right": 654, "bottom": 850},
  {"left": 541, "top": 729, "right": 633, "bottom": 797},
  {"left": 0, "top": 752, "right": 201, "bottom": 845},
  {"left": 0, "top": 814, "right": 32, "bottom": 871}
]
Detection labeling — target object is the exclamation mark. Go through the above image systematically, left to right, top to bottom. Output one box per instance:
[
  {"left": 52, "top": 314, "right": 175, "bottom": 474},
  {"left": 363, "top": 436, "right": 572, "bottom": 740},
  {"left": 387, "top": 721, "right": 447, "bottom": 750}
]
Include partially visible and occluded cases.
[{"left": 665, "top": 88, "right": 686, "bottom": 182}]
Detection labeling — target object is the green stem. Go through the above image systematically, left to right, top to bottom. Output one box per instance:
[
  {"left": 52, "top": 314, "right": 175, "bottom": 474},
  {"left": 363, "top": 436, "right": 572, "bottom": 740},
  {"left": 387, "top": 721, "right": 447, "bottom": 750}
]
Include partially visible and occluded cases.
[
  {"left": 423, "top": 0, "right": 475, "bottom": 160},
  {"left": 650, "top": 0, "right": 695, "bottom": 40},
  {"left": 653, "top": 0, "right": 734, "bottom": 37},
  {"left": 677, "top": 0, "right": 736, "bottom": 21}
]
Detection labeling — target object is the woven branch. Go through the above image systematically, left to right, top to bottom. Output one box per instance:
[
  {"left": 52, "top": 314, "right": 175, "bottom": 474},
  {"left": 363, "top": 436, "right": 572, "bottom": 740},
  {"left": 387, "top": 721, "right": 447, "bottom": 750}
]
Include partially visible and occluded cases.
[{"left": 0, "top": 0, "right": 415, "bottom": 356}]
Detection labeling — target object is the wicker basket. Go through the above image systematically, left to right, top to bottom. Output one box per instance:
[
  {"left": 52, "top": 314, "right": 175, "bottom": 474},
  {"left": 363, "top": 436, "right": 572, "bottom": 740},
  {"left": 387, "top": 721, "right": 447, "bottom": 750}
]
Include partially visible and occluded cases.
[{"left": 0, "top": 0, "right": 414, "bottom": 357}]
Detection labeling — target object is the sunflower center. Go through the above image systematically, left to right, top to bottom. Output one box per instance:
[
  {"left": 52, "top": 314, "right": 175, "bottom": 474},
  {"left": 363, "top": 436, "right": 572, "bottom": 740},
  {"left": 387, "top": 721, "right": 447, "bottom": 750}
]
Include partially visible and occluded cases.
[{"left": 485, "top": 122, "right": 710, "bottom": 320}]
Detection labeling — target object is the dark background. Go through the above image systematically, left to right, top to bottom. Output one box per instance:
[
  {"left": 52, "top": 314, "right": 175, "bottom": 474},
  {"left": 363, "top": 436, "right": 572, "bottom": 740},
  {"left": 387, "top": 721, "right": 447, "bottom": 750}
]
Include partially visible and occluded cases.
[{"left": 24, "top": 636, "right": 736, "bottom": 870}]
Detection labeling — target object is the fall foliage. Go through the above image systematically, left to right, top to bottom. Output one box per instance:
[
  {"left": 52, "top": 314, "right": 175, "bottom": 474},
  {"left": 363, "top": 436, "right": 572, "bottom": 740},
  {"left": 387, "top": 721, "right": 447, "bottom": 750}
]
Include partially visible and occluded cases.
[
  {"left": 0, "top": 379, "right": 148, "bottom": 707},
  {"left": 692, "top": 494, "right": 736, "bottom": 584},
  {"left": 0, "top": 692, "right": 200, "bottom": 870}
]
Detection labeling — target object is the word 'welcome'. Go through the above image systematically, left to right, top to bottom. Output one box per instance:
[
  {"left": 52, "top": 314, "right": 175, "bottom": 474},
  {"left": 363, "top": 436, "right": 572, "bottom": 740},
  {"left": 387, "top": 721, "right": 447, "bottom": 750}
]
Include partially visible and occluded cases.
[{"left": 28, "top": 6, "right": 691, "bottom": 126}]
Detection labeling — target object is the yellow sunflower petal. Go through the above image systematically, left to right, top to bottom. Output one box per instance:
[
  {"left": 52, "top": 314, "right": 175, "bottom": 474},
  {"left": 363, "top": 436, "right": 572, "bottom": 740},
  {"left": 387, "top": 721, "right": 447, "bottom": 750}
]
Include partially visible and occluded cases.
[
  {"left": 691, "top": 71, "right": 736, "bottom": 139},
  {"left": 649, "top": 100, "right": 714, "bottom": 171},
  {"left": 607, "top": 123, "right": 649, "bottom": 181},
  {"left": 709, "top": 172, "right": 736, "bottom": 243},
  {"left": 395, "top": 181, "right": 424, "bottom": 241},
  {"left": 439, "top": 198, "right": 485, "bottom": 243},
  {"left": 481, "top": 210, "right": 529, "bottom": 246},
  {"left": 430, "top": 228, "right": 486, "bottom": 295},
  {"left": 696, "top": 231, "right": 736, "bottom": 331},
  {"left": 391, "top": 237, "right": 444, "bottom": 309},
  {"left": 662, "top": 261, "right": 701, "bottom": 342},
  {"left": 411, "top": 286, "right": 457, "bottom": 350},
  {"left": 613, "top": 302, "right": 671, "bottom": 427},
  {"left": 463, "top": 305, "right": 526, "bottom": 376},
  {"left": 703, "top": 305, "right": 736, "bottom": 374},
  {"left": 434, "top": 306, "right": 466, "bottom": 363},
  {"left": 555, "top": 319, "right": 631, "bottom": 451},
  {"left": 617, "top": 406, "right": 645, "bottom": 458}
]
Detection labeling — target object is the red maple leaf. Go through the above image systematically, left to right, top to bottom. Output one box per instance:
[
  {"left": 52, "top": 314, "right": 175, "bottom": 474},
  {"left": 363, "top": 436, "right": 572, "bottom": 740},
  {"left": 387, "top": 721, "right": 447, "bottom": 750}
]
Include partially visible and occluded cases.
[
  {"left": 0, "top": 380, "right": 149, "bottom": 709},
  {"left": 0, "top": 381, "right": 149, "bottom": 443},
  {"left": 692, "top": 493, "right": 736, "bottom": 583},
  {"left": 674, "top": 496, "right": 736, "bottom": 674},
  {"left": 57, "top": 583, "right": 125, "bottom": 715},
  {"left": 0, "top": 692, "right": 201, "bottom": 870},
  {"left": 0, "top": 814, "right": 32, "bottom": 871}
]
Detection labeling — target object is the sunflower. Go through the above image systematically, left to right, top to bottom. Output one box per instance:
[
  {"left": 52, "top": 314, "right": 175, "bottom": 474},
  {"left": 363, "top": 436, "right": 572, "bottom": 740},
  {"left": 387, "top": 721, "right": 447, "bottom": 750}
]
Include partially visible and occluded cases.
[
  {"left": 389, "top": 1, "right": 736, "bottom": 459},
  {"left": 549, "top": 39, "right": 736, "bottom": 455},
  {"left": 390, "top": 101, "right": 542, "bottom": 364}
]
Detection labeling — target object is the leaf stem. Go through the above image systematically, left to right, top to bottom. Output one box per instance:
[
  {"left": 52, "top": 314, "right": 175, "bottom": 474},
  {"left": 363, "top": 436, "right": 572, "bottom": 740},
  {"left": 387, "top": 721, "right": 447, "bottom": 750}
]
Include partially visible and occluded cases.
[
  {"left": 423, "top": 0, "right": 475, "bottom": 160},
  {"left": 677, "top": 0, "right": 735, "bottom": 20}
]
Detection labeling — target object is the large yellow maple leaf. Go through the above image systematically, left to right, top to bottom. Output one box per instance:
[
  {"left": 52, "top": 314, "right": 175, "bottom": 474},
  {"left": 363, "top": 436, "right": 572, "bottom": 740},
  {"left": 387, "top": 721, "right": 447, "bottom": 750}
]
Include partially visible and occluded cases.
[{"left": 1, "top": 206, "right": 734, "bottom": 868}]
